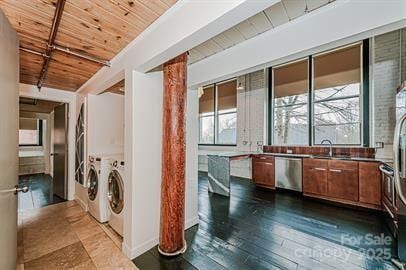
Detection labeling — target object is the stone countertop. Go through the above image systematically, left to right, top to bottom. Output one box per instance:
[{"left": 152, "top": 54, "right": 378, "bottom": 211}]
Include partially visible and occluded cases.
[
  {"left": 203, "top": 150, "right": 393, "bottom": 167},
  {"left": 207, "top": 151, "right": 254, "bottom": 158},
  {"left": 260, "top": 152, "right": 393, "bottom": 167}
]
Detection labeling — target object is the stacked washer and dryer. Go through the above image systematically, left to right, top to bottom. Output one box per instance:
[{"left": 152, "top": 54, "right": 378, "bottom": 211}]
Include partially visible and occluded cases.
[
  {"left": 87, "top": 154, "right": 125, "bottom": 236},
  {"left": 107, "top": 158, "right": 125, "bottom": 236}
]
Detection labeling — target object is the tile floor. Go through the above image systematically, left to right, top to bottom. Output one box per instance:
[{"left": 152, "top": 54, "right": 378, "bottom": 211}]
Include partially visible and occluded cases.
[{"left": 17, "top": 201, "right": 138, "bottom": 270}]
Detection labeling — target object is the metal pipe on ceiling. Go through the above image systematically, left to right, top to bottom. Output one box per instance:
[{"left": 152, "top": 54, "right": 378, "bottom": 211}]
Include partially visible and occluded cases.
[
  {"left": 37, "top": 0, "right": 66, "bottom": 90},
  {"left": 51, "top": 45, "right": 111, "bottom": 67},
  {"left": 19, "top": 47, "right": 50, "bottom": 58}
]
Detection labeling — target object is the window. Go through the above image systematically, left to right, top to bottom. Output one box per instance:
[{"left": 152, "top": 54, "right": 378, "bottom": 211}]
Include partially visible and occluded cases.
[
  {"left": 269, "top": 41, "right": 367, "bottom": 146},
  {"left": 313, "top": 44, "right": 362, "bottom": 145},
  {"left": 273, "top": 59, "right": 309, "bottom": 145},
  {"left": 199, "top": 79, "right": 237, "bottom": 145},
  {"left": 199, "top": 85, "right": 215, "bottom": 144},
  {"left": 19, "top": 118, "right": 42, "bottom": 146}
]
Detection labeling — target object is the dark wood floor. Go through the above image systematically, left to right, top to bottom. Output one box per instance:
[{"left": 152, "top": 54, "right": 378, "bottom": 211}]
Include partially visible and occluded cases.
[
  {"left": 133, "top": 172, "right": 397, "bottom": 270},
  {"left": 18, "top": 173, "right": 65, "bottom": 210}
]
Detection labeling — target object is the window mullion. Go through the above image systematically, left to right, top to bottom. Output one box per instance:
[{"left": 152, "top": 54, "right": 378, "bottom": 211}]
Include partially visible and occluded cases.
[{"left": 214, "top": 83, "right": 218, "bottom": 145}]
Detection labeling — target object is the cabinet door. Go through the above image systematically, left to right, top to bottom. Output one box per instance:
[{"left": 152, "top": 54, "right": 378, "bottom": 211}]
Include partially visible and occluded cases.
[
  {"left": 252, "top": 157, "right": 275, "bottom": 188},
  {"left": 303, "top": 159, "right": 328, "bottom": 195},
  {"left": 327, "top": 160, "right": 359, "bottom": 201},
  {"left": 359, "top": 162, "right": 381, "bottom": 206}
]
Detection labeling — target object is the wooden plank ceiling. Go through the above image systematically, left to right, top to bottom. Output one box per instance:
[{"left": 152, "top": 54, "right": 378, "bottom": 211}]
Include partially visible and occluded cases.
[
  {"left": 0, "top": 0, "right": 177, "bottom": 91},
  {"left": 189, "top": 0, "right": 335, "bottom": 64},
  {"left": 101, "top": 79, "right": 124, "bottom": 95},
  {"left": 19, "top": 97, "right": 62, "bottom": 113}
]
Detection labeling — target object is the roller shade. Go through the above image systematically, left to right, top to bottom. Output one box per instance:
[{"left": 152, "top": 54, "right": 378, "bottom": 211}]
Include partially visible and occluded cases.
[
  {"left": 314, "top": 44, "right": 361, "bottom": 90},
  {"left": 274, "top": 59, "right": 308, "bottom": 98},
  {"left": 217, "top": 80, "right": 236, "bottom": 111},
  {"left": 199, "top": 85, "right": 215, "bottom": 114},
  {"left": 19, "top": 118, "right": 38, "bottom": 130}
]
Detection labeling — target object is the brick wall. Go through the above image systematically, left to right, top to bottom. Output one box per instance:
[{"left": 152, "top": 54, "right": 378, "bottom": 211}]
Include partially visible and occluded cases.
[
  {"left": 373, "top": 28, "right": 404, "bottom": 160},
  {"left": 373, "top": 30, "right": 400, "bottom": 145}
]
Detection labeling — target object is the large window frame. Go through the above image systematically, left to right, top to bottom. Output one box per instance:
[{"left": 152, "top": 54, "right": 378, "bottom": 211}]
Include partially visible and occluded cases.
[
  {"left": 268, "top": 40, "right": 369, "bottom": 147},
  {"left": 271, "top": 58, "right": 310, "bottom": 146},
  {"left": 199, "top": 78, "right": 237, "bottom": 146},
  {"left": 19, "top": 119, "right": 43, "bottom": 147}
]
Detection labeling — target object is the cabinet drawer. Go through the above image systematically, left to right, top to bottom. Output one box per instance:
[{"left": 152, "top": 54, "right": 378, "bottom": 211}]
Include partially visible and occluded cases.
[
  {"left": 252, "top": 155, "right": 274, "bottom": 163},
  {"left": 303, "top": 158, "right": 328, "bottom": 169},
  {"left": 328, "top": 160, "right": 358, "bottom": 171}
]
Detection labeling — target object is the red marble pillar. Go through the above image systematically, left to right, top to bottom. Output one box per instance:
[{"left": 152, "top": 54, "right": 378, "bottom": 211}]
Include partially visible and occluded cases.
[{"left": 158, "top": 53, "right": 188, "bottom": 256}]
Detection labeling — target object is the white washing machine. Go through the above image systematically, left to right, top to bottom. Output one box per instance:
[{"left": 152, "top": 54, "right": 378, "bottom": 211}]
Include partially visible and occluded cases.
[
  {"left": 87, "top": 155, "right": 115, "bottom": 223},
  {"left": 107, "top": 159, "right": 125, "bottom": 236}
]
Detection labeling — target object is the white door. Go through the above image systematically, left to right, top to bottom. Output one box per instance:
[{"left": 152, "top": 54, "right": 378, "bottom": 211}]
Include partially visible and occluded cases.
[{"left": 0, "top": 10, "right": 21, "bottom": 270}]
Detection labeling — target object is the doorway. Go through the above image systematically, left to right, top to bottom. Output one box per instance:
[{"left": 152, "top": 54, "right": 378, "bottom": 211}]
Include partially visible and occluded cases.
[{"left": 18, "top": 97, "right": 69, "bottom": 210}]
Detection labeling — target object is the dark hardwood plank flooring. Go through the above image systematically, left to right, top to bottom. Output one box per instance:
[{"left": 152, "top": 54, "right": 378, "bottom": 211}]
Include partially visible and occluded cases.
[
  {"left": 133, "top": 172, "right": 396, "bottom": 270},
  {"left": 18, "top": 173, "right": 65, "bottom": 210}
]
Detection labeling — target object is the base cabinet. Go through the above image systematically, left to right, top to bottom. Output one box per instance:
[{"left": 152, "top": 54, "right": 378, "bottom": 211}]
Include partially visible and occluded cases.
[
  {"left": 255, "top": 155, "right": 382, "bottom": 209},
  {"left": 252, "top": 156, "right": 275, "bottom": 188},
  {"left": 303, "top": 159, "right": 328, "bottom": 195},
  {"left": 303, "top": 159, "right": 367, "bottom": 205},
  {"left": 327, "top": 160, "right": 359, "bottom": 201},
  {"left": 359, "top": 162, "right": 381, "bottom": 206}
]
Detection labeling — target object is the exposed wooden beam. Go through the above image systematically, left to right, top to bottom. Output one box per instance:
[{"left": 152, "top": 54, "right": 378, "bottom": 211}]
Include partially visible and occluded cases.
[{"left": 37, "top": 0, "right": 66, "bottom": 90}]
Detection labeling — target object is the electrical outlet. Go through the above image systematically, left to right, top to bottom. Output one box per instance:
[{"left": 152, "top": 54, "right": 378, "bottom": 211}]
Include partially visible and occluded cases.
[{"left": 375, "top": 142, "right": 384, "bottom": 149}]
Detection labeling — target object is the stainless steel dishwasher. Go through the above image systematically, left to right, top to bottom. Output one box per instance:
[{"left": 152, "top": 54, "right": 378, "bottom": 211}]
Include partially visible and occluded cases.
[{"left": 275, "top": 157, "right": 302, "bottom": 191}]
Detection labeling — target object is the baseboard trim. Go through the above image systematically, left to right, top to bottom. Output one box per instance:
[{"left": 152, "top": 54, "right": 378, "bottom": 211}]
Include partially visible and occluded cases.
[
  {"left": 74, "top": 195, "right": 88, "bottom": 212},
  {"left": 123, "top": 216, "right": 199, "bottom": 259},
  {"left": 185, "top": 216, "right": 199, "bottom": 229},
  {"left": 123, "top": 237, "right": 159, "bottom": 259}
]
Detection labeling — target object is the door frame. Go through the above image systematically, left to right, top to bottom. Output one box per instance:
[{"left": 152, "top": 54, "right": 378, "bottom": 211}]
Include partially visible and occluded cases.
[{"left": 19, "top": 83, "right": 77, "bottom": 200}]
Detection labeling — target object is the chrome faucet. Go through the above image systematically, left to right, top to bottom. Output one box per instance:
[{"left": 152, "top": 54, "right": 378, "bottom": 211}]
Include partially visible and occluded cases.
[{"left": 321, "top": 139, "right": 333, "bottom": 157}]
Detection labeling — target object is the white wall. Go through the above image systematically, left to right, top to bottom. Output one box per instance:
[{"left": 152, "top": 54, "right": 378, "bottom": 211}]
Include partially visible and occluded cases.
[
  {"left": 122, "top": 70, "right": 198, "bottom": 259},
  {"left": 123, "top": 70, "right": 163, "bottom": 258},
  {"left": 19, "top": 84, "right": 77, "bottom": 200},
  {"left": 185, "top": 89, "right": 199, "bottom": 231},
  {"left": 87, "top": 92, "right": 124, "bottom": 156}
]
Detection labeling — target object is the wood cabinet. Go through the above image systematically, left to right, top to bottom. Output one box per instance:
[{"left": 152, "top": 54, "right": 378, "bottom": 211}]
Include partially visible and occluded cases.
[
  {"left": 252, "top": 155, "right": 275, "bottom": 188},
  {"left": 303, "top": 159, "right": 328, "bottom": 195},
  {"left": 303, "top": 159, "right": 359, "bottom": 202},
  {"left": 327, "top": 160, "right": 359, "bottom": 201},
  {"left": 359, "top": 162, "right": 381, "bottom": 206}
]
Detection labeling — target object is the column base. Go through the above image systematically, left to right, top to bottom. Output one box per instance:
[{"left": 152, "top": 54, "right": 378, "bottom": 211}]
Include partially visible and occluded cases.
[{"left": 158, "top": 240, "right": 187, "bottom": 257}]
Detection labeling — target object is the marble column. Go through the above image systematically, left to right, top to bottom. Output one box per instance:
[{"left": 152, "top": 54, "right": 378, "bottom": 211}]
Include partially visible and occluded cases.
[{"left": 158, "top": 53, "right": 188, "bottom": 256}]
